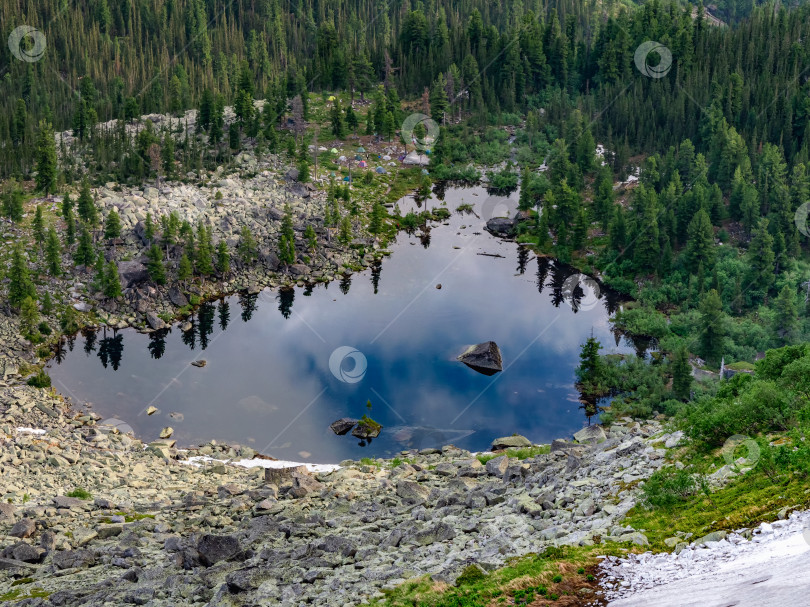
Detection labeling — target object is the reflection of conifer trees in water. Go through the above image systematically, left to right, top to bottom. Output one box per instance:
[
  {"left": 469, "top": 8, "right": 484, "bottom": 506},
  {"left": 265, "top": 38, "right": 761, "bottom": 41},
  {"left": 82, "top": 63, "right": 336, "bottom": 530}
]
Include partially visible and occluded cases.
[
  {"left": 433, "top": 181, "right": 447, "bottom": 200},
  {"left": 419, "top": 228, "right": 431, "bottom": 249},
  {"left": 517, "top": 245, "right": 529, "bottom": 274},
  {"left": 536, "top": 256, "right": 550, "bottom": 294},
  {"left": 370, "top": 261, "right": 381, "bottom": 294},
  {"left": 549, "top": 262, "right": 568, "bottom": 308},
  {"left": 339, "top": 275, "right": 351, "bottom": 295},
  {"left": 303, "top": 283, "right": 314, "bottom": 296},
  {"left": 277, "top": 288, "right": 294, "bottom": 319},
  {"left": 239, "top": 293, "right": 258, "bottom": 322},
  {"left": 218, "top": 299, "right": 230, "bottom": 331},
  {"left": 198, "top": 303, "right": 215, "bottom": 350},
  {"left": 181, "top": 320, "right": 197, "bottom": 350},
  {"left": 82, "top": 328, "right": 97, "bottom": 355},
  {"left": 96, "top": 329, "right": 122, "bottom": 369},
  {"left": 97, "top": 330, "right": 109, "bottom": 368},
  {"left": 148, "top": 330, "right": 167, "bottom": 359},
  {"left": 66, "top": 334, "right": 75, "bottom": 352},
  {"left": 108, "top": 334, "right": 124, "bottom": 370},
  {"left": 53, "top": 337, "right": 66, "bottom": 364}
]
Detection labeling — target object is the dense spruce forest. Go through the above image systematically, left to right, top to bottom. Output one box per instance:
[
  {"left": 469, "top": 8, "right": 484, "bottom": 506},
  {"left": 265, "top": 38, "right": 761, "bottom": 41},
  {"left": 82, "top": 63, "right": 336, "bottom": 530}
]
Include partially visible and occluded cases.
[{"left": 4, "top": 0, "right": 810, "bottom": 175}]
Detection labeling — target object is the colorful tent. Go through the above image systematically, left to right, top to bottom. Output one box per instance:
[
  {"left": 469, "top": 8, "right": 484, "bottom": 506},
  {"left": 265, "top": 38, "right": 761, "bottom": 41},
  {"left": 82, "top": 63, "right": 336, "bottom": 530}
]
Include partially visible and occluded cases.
[
  {"left": 328, "top": 95, "right": 336, "bottom": 101},
  {"left": 357, "top": 146, "right": 366, "bottom": 153},
  {"left": 330, "top": 148, "right": 338, "bottom": 154},
  {"left": 355, "top": 154, "right": 363, "bottom": 160},
  {"left": 358, "top": 160, "right": 368, "bottom": 168},
  {"left": 375, "top": 166, "right": 387, "bottom": 174},
  {"left": 421, "top": 169, "right": 429, "bottom": 175},
  {"left": 343, "top": 176, "right": 351, "bottom": 182}
]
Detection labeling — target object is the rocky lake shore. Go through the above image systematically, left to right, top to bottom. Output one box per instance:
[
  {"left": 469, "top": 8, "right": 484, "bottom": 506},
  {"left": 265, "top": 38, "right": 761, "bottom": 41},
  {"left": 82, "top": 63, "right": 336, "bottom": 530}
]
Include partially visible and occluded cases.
[{"left": 0, "top": 379, "right": 681, "bottom": 606}]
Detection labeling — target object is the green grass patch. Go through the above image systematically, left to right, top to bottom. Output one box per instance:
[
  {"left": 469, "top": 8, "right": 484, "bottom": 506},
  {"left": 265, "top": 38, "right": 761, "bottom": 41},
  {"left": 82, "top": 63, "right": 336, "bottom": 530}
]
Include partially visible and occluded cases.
[
  {"left": 477, "top": 445, "right": 550, "bottom": 465},
  {"left": 625, "top": 467, "right": 810, "bottom": 552},
  {"left": 66, "top": 487, "right": 92, "bottom": 500},
  {"left": 365, "top": 544, "right": 633, "bottom": 606}
]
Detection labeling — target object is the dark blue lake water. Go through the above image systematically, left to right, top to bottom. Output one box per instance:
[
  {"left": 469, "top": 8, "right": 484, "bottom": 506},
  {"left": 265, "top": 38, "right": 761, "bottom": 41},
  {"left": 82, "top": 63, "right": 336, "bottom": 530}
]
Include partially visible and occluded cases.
[{"left": 48, "top": 185, "right": 635, "bottom": 463}]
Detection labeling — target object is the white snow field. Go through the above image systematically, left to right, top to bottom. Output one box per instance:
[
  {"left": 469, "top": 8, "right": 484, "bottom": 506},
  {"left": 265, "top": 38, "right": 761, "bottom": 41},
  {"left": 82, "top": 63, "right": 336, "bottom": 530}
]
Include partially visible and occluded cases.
[{"left": 599, "top": 510, "right": 810, "bottom": 607}]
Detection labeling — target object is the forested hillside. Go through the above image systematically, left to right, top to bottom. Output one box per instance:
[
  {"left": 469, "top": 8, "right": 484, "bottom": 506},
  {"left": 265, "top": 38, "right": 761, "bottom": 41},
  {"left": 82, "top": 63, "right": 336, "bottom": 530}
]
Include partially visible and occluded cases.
[{"left": 4, "top": 0, "right": 810, "bottom": 177}]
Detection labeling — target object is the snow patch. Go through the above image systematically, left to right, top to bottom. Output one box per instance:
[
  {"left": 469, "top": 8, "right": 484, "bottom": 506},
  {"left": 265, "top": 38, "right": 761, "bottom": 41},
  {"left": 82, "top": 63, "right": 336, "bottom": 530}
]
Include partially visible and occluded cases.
[
  {"left": 16, "top": 427, "right": 47, "bottom": 435},
  {"left": 182, "top": 455, "right": 340, "bottom": 474},
  {"left": 601, "top": 510, "right": 810, "bottom": 606}
]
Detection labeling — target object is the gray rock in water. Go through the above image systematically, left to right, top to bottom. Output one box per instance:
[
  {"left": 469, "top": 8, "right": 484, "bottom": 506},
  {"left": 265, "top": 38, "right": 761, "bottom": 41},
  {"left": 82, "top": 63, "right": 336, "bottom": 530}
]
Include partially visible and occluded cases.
[
  {"left": 485, "top": 217, "right": 517, "bottom": 236},
  {"left": 117, "top": 261, "right": 149, "bottom": 288},
  {"left": 168, "top": 286, "right": 189, "bottom": 307},
  {"left": 146, "top": 311, "right": 167, "bottom": 330},
  {"left": 458, "top": 341, "right": 503, "bottom": 375},
  {"left": 329, "top": 418, "right": 358, "bottom": 435},
  {"left": 574, "top": 425, "right": 607, "bottom": 445},
  {"left": 490, "top": 435, "right": 531, "bottom": 450},
  {"left": 197, "top": 534, "right": 241, "bottom": 566}
]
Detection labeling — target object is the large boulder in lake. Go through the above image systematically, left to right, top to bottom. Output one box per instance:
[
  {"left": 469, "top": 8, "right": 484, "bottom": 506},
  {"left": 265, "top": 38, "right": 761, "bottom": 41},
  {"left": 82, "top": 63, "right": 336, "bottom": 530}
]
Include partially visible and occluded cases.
[
  {"left": 485, "top": 217, "right": 516, "bottom": 237},
  {"left": 458, "top": 341, "right": 503, "bottom": 375},
  {"left": 329, "top": 418, "right": 358, "bottom": 436},
  {"left": 491, "top": 435, "right": 532, "bottom": 451}
]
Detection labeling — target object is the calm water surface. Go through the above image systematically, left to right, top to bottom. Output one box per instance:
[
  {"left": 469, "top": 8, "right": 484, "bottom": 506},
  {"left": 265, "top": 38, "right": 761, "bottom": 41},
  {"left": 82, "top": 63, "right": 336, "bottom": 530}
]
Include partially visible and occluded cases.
[{"left": 49, "top": 185, "right": 636, "bottom": 463}]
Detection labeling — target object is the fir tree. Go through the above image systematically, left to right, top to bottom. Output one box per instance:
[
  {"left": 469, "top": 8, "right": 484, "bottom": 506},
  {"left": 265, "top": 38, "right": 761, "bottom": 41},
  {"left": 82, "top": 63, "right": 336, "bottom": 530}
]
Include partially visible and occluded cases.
[
  {"left": 34, "top": 121, "right": 58, "bottom": 194},
  {"left": 76, "top": 180, "right": 98, "bottom": 227},
  {"left": 2, "top": 184, "right": 25, "bottom": 223},
  {"left": 32, "top": 205, "right": 46, "bottom": 250},
  {"left": 279, "top": 206, "right": 296, "bottom": 266},
  {"left": 104, "top": 209, "right": 122, "bottom": 240},
  {"left": 304, "top": 225, "right": 317, "bottom": 251},
  {"left": 45, "top": 226, "right": 62, "bottom": 276},
  {"left": 238, "top": 226, "right": 257, "bottom": 264},
  {"left": 74, "top": 227, "right": 95, "bottom": 267},
  {"left": 216, "top": 240, "right": 230, "bottom": 275},
  {"left": 146, "top": 244, "right": 166, "bottom": 284},
  {"left": 8, "top": 245, "right": 36, "bottom": 309},
  {"left": 178, "top": 253, "right": 192, "bottom": 284},
  {"left": 104, "top": 261, "right": 122, "bottom": 298},
  {"left": 774, "top": 285, "right": 798, "bottom": 344},
  {"left": 698, "top": 289, "right": 727, "bottom": 368},
  {"left": 671, "top": 347, "right": 692, "bottom": 401}
]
